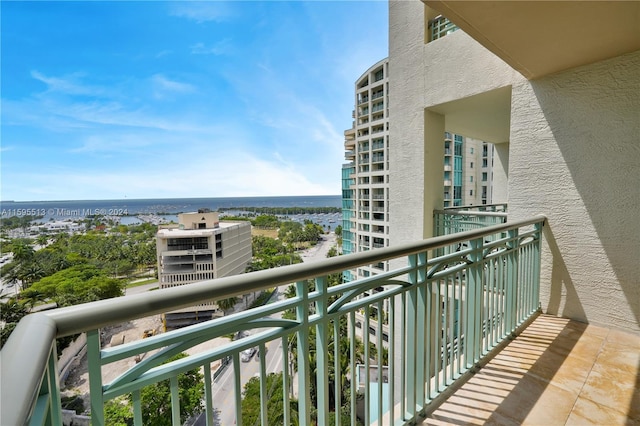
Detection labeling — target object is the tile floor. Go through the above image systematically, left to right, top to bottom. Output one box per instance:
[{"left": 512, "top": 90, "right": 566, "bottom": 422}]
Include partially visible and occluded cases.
[{"left": 423, "top": 314, "right": 640, "bottom": 425}]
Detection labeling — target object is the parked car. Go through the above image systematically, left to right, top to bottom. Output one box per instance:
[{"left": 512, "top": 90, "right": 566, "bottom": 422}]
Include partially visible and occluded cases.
[{"left": 241, "top": 347, "right": 257, "bottom": 362}]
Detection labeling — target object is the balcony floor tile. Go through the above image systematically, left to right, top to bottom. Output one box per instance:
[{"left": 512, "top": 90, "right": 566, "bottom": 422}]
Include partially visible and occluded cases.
[{"left": 421, "top": 314, "right": 640, "bottom": 425}]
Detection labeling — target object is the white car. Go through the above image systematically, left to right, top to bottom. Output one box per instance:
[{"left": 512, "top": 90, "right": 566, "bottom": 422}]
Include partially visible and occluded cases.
[{"left": 240, "top": 347, "right": 257, "bottom": 362}]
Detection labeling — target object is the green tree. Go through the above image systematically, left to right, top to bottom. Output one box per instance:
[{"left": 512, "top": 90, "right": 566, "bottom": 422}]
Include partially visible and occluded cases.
[
  {"left": 252, "top": 214, "right": 280, "bottom": 229},
  {"left": 22, "top": 264, "right": 123, "bottom": 306},
  {"left": 217, "top": 296, "right": 239, "bottom": 314},
  {"left": 0, "top": 297, "right": 29, "bottom": 348},
  {"left": 104, "top": 353, "right": 204, "bottom": 426},
  {"left": 134, "top": 353, "right": 204, "bottom": 426},
  {"left": 241, "top": 372, "right": 298, "bottom": 425},
  {"left": 104, "top": 397, "right": 133, "bottom": 426}
]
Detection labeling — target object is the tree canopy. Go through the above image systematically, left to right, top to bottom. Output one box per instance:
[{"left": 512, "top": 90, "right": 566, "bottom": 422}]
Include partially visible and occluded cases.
[
  {"left": 21, "top": 264, "right": 123, "bottom": 307},
  {"left": 104, "top": 352, "right": 204, "bottom": 426}
]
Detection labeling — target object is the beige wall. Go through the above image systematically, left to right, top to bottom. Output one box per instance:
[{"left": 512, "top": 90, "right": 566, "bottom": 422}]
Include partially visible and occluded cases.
[
  {"left": 509, "top": 50, "right": 640, "bottom": 332},
  {"left": 178, "top": 211, "right": 219, "bottom": 229}
]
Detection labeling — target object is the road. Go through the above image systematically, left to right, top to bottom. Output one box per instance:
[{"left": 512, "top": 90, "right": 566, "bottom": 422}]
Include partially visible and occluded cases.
[{"left": 195, "top": 232, "right": 337, "bottom": 425}]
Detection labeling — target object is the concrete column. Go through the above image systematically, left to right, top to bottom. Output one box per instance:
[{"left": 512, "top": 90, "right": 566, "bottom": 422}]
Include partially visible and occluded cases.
[
  {"left": 423, "top": 110, "right": 445, "bottom": 238},
  {"left": 492, "top": 142, "right": 509, "bottom": 204}
]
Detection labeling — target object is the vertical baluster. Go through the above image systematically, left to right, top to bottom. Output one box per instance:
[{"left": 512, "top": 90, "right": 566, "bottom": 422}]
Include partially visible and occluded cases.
[
  {"left": 534, "top": 222, "right": 543, "bottom": 311},
  {"left": 505, "top": 229, "right": 519, "bottom": 334},
  {"left": 416, "top": 251, "right": 427, "bottom": 406},
  {"left": 406, "top": 254, "right": 418, "bottom": 415},
  {"left": 315, "top": 276, "right": 329, "bottom": 425},
  {"left": 295, "top": 279, "right": 311, "bottom": 425},
  {"left": 388, "top": 293, "right": 396, "bottom": 423},
  {"left": 376, "top": 299, "right": 384, "bottom": 424},
  {"left": 364, "top": 304, "right": 371, "bottom": 426},
  {"left": 349, "top": 310, "right": 357, "bottom": 426},
  {"left": 333, "top": 320, "right": 341, "bottom": 426},
  {"left": 87, "top": 329, "right": 104, "bottom": 426},
  {"left": 282, "top": 336, "right": 291, "bottom": 426},
  {"left": 47, "top": 341, "right": 62, "bottom": 426},
  {"left": 259, "top": 342, "right": 267, "bottom": 426},
  {"left": 233, "top": 353, "right": 242, "bottom": 425},
  {"left": 203, "top": 363, "right": 213, "bottom": 426},
  {"left": 170, "top": 376, "right": 180, "bottom": 425},
  {"left": 132, "top": 390, "right": 143, "bottom": 426}
]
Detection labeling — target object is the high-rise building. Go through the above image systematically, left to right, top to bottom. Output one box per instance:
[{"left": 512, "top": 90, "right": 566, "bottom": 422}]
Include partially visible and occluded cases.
[
  {"left": 342, "top": 58, "right": 390, "bottom": 281},
  {"left": 343, "top": 60, "right": 495, "bottom": 282},
  {"left": 444, "top": 133, "right": 495, "bottom": 207},
  {"left": 156, "top": 211, "right": 251, "bottom": 328}
]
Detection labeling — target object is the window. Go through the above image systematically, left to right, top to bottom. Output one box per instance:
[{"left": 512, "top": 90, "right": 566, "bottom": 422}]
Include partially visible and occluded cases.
[
  {"left": 470, "top": 147, "right": 474, "bottom": 154},
  {"left": 482, "top": 158, "right": 488, "bottom": 168},
  {"left": 470, "top": 162, "right": 474, "bottom": 169},
  {"left": 482, "top": 172, "right": 488, "bottom": 181},
  {"left": 470, "top": 176, "right": 473, "bottom": 182},
  {"left": 470, "top": 190, "right": 473, "bottom": 196},
  {"left": 215, "top": 234, "right": 223, "bottom": 259}
]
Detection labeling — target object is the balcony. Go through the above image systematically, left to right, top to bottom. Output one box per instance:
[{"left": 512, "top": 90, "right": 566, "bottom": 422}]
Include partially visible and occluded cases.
[
  {"left": 428, "top": 15, "right": 458, "bottom": 42},
  {"left": 434, "top": 204, "right": 508, "bottom": 238},
  {"left": 2, "top": 216, "right": 638, "bottom": 426}
]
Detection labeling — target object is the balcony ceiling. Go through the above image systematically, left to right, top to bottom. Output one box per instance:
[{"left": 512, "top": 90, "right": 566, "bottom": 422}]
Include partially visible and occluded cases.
[{"left": 424, "top": 1, "right": 640, "bottom": 79}]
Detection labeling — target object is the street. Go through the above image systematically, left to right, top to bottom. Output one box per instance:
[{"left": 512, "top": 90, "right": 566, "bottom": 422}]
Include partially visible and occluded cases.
[{"left": 195, "top": 232, "right": 337, "bottom": 425}]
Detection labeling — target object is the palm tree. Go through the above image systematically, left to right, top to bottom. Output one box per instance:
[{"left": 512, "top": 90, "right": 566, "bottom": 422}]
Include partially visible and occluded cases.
[
  {"left": 36, "top": 234, "right": 49, "bottom": 248},
  {"left": 216, "top": 297, "right": 239, "bottom": 314}
]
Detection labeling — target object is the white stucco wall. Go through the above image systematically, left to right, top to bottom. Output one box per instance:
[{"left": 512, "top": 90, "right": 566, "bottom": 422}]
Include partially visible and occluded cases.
[
  {"left": 389, "top": 0, "right": 428, "bottom": 245},
  {"left": 389, "top": 1, "right": 520, "bottom": 245},
  {"left": 422, "top": 31, "right": 521, "bottom": 109},
  {"left": 509, "top": 50, "right": 640, "bottom": 332}
]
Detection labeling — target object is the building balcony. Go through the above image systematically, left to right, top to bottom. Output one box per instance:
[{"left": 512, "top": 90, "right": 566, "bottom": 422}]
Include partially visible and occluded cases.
[
  {"left": 427, "top": 15, "right": 458, "bottom": 42},
  {"left": 433, "top": 205, "right": 509, "bottom": 238},
  {"left": 2, "top": 216, "right": 638, "bottom": 426}
]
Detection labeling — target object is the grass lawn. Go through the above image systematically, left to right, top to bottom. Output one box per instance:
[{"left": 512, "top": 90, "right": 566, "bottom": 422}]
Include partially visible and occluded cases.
[
  {"left": 251, "top": 227, "right": 278, "bottom": 239},
  {"left": 126, "top": 278, "right": 158, "bottom": 288}
]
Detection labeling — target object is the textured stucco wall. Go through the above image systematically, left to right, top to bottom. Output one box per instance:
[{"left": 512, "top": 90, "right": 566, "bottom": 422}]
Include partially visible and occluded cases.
[
  {"left": 389, "top": 0, "right": 428, "bottom": 246},
  {"left": 389, "top": 1, "right": 520, "bottom": 245},
  {"left": 422, "top": 31, "right": 521, "bottom": 109},
  {"left": 509, "top": 50, "right": 640, "bottom": 332}
]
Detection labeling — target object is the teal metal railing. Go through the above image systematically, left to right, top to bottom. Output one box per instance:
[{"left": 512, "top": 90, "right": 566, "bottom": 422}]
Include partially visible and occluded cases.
[
  {"left": 434, "top": 206, "right": 508, "bottom": 235},
  {"left": 1, "top": 216, "right": 544, "bottom": 426}
]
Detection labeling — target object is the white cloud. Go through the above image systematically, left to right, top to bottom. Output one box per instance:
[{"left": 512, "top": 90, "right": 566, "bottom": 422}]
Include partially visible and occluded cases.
[
  {"left": 169, "top": 3, "right": 234, "bottom": 23},
  {"left": 190, "top": 39, "right": 233, "bottom": 56},
  {"left": 30, "top": 71, "right": 105, "bottom": 97},
  {"left": 151, "top": 74, "right": 196, "bottom": 99}
]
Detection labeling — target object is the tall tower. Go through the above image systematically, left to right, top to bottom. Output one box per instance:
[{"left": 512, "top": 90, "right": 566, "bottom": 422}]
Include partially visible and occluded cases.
[{"left": 342, "top": 58, "right": 390, "bottom": 281}]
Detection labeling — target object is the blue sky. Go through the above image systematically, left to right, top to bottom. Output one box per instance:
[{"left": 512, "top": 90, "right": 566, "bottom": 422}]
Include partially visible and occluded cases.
[{"left": 1, "top": 1, "right": 388, "bottom": 201}]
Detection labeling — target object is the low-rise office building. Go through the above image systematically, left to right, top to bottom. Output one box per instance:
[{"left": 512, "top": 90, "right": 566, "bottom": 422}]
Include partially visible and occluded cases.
[{"left": 156, "top": 211, "right": 251, "bottom": 328}]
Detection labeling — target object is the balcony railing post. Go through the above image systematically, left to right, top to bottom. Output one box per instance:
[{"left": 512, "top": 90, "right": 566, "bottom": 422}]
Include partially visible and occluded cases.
[
  {"left": 533, "top": 222, "right": 543, "bottom": 311},
  {"left": 505, "top": 228, "right": 519, "bottom": 334},
  {"left": 465, "top": 237, "right": 484, "bottom": 368},
  {"left": 415, "top": 252, "right": 428, "bottom": 408},
  {"left": 405, "top": 255, "right": 417, "bottom": 417},
  {"left": 315, "top": 275, "right": 330, "bottom": 424},
  {"left": 295, "top": 280, "right": 311, "bottom": 425},
  {"left": 87, "top": 329, "right": 105, "bottom": 426},
  {"left": 46, "top": 341, "right": 63, "bottom": 426}
]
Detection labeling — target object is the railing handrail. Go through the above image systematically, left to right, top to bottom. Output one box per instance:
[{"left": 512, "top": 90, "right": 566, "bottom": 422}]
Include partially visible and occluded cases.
[
  {"left": 443, "top": 203, "right": 508, "bottom": 212},
  {"left": 433, "top": 209, "right": 508, "bottom": 218},
  {"left": 1, "top": 214, "right": 545, "bottom": 426}
]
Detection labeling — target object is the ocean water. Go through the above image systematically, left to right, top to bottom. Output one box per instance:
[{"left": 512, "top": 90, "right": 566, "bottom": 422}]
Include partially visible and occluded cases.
[{"left": 0, "top": 195, "right": 342, "bottom": 226}]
